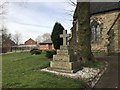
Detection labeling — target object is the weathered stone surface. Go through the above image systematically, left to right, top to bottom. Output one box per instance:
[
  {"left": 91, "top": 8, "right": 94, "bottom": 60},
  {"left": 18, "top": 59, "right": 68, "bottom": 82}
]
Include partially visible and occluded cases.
[
  {"left": 70, "top": 10, "right": 120, "bottom": 54},
  {"left": 90, "top": 11, "right": 120, "bottom": 53},
  {"left": 107, "top": 14, "right": 120, "bottom": 53},
  {"left": 60, "top": 30, "right": 69, "bottom": 46},
  {"left": 60, "top": 46, "right": 68, "bottom": 50},
  {"left": 51, "top": 47, "right": 80, "bottom": 72},
  {"left": 57, "top": 50, "right": 68, "bottom": 55},
  {"left": 53, "top": 55, "right": 70, "bottom": 62},
  {"left": 50, "top": 61, "right": 81, "bottom": 70}
]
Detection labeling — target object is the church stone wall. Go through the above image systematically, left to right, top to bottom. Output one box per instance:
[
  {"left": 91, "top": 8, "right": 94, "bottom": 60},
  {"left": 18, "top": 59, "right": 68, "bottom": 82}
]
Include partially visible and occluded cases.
[
  {"left": 91, "top": 10, "right": 120, "bottom": 53},
  {"left": 108, "top": 15, "right": 120, "bottom": 53}
]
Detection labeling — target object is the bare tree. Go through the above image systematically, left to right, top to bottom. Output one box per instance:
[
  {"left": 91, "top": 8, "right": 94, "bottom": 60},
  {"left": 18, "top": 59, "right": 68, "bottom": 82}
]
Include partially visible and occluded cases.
[
  {"left": 0, "top": 0, "right": 8, "bottom": 15},
  {"left": 0, "top": 0, "right": 28, "bottom": 16},
  {"left": 62, "top": 0, "right": 77, "bottom": 21},
  {"left": 68, "top": 0, "right": 77, "bottom": 7},
  {"left": 12, "top": 32, "right": 21, "bottom": 45},
  {"left": 36, "top": 33, "right": 51, "bottom": 44},
  {"left": 41, "top": 33, "right": 51, "bottom": 41},
  {"left": 36, "top": 35, "right": 42, "bottom": 44}
]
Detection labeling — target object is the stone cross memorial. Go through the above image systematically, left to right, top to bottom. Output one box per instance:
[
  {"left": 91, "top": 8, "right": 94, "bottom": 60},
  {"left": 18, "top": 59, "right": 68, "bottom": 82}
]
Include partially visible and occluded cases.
[
  {"left": 49, "top": 30, "right": 82, "bottom": 73},
  {"left": 60, "top": 30, "right": 69, "bottom": 46}
]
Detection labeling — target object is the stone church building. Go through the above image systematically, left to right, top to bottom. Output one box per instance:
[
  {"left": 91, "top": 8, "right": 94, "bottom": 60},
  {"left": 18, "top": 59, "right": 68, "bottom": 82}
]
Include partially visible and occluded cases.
[{"left": 71, "top": 2, "right": 120, "bottom": 54}]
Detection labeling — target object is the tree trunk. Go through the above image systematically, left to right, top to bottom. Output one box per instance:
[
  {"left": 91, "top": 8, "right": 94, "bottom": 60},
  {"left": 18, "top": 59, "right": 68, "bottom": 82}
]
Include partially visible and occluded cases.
[{"left": 77, "top": 2, "right": 95, "bottom": 63}]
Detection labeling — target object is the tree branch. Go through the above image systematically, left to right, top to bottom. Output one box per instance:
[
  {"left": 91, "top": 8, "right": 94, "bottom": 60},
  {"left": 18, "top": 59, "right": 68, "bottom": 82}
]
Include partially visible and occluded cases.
[
  {"left": 68, "top": 0, "right": 76, "bottom": 7},
  {"left": 0, "top": 1, "right": 8, "bottom": 15}
]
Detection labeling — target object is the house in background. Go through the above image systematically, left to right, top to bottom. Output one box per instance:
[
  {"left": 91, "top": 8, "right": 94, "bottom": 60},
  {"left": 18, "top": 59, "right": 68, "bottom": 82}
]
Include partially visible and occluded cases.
[
  {"left": 0, "top": 29, "right": 16, "bottom": 53},
  {"left": 2, "top": 37, "right": 15, "bottom": 53},
  {"left": 12, "top": 38, "right": 37, "bottom": 52},
  {"left": 23, "top": 38, "right": 37, "bottom": 50},
  {"left": 25, "top": 38, "right": 37, "bottom": 45},
  {"left": 39, "top": 38, "right": 54, "bottom": 50}
]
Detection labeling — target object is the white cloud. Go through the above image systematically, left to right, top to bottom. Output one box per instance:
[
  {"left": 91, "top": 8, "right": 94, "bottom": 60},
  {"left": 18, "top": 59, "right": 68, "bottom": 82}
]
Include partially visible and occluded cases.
[{"left": 3, "top": 2, "right": 75, "bottom": 43}]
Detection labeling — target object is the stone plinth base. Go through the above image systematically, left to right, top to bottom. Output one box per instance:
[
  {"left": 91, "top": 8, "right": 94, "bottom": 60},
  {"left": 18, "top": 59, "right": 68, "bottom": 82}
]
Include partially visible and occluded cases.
[
  {"left": 50, "top": 45, "right": 82, "bottom": 73},
  {"left": 50, "top": 61, "right": 82, "bottom": 73},
  {"left": 47, "top": 67, "right": 82, "bottom": 73}
]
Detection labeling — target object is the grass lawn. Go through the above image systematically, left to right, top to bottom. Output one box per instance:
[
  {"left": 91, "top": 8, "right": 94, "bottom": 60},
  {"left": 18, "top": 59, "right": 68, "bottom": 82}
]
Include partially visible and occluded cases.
[{"left": 2, "top": 52, "right": 86, "bottom": 88}]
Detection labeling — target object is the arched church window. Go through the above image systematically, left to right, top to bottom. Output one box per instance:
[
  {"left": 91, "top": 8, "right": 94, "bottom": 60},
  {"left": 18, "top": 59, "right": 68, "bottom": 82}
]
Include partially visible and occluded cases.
[{"left": 90, "top": 19, "right": 102, "bottom": 42}]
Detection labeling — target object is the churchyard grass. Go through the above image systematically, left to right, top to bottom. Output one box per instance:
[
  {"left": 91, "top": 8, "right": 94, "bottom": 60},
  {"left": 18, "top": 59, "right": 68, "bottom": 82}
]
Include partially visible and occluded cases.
[{"left": 2, "top": 52, "right": 86, "bottom": 88}]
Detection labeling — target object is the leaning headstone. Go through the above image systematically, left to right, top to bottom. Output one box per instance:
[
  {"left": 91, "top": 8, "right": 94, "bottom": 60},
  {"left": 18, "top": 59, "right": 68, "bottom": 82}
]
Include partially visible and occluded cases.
[{"left": 48, "top": 30, "right": 82, "bottom": 73}]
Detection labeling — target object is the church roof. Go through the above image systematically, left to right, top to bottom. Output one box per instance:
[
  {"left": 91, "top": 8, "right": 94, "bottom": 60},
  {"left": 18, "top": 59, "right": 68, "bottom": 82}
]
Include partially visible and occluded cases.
[
  {"left": 73, "top": 2, "right": 120, "bottom": 19},
  {"left": 90, "top": 2, "right": 120, "bottom": 15}
]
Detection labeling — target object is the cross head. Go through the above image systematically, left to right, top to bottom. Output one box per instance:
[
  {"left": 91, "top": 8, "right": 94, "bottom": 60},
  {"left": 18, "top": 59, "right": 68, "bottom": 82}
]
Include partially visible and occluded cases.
[{"left": 60, "top": 30, "right": 69, "bottom": 46}]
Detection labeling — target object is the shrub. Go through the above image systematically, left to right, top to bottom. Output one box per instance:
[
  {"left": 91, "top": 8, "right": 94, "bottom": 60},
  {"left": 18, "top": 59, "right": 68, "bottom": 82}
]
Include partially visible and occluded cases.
[
  {"left": 51, "top": 22, "right": 64, "bottom": 49},
  {"left": 30, "top": 48, "right": 42, "bottom": 55},
  {"left": 46, "top": 50, "right": 56, "bottom": 58}
]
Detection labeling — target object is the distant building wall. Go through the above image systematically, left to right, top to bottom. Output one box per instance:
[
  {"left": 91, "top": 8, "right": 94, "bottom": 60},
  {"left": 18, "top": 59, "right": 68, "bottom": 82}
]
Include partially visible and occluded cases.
[
  {"left": 39, "top": 43, "right": 54, "bottom": 50},
  {"left": 12, "top": 45, "right": 37, "bottom": 52}
]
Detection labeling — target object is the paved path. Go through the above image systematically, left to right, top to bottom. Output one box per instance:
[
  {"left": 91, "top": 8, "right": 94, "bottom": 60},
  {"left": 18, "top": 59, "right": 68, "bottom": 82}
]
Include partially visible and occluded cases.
[{"left": 94, "top": 54, "right": 119, "bottom": 88}]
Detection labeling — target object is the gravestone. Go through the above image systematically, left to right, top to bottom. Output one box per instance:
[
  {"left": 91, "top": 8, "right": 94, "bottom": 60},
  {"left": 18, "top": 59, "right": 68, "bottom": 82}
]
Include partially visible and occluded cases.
[{"left": 49, "top": 30, "right": 82, "bottom": 73}]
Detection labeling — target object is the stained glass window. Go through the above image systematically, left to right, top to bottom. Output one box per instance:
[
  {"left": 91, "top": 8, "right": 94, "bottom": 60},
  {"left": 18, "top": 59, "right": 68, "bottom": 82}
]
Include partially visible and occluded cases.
[{"left": 91, "top": 19, "right": 101, "bottom": 42}]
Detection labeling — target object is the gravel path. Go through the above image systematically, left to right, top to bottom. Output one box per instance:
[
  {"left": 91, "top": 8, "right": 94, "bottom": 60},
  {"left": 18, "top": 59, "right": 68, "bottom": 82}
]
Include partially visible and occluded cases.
[{"left": 94, "top": 54, "right": 119, "bottom": 88}]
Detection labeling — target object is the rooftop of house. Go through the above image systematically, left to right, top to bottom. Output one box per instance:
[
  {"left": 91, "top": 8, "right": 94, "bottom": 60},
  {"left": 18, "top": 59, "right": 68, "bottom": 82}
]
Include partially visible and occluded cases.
[
  {"left": 73, "top": 2, "right": 120, "bottom": 19},
  {"left": 25, "top": 38, "right": 36, "bottom": 43},
  {"left": 40, "top": 38, "right": 52, "bottom": 44}
]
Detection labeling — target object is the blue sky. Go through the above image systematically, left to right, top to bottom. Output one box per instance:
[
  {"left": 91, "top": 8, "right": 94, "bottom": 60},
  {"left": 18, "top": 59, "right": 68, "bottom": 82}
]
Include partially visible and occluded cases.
[{"left": 2, "top": 1, "right": 76, "bottom": 44}]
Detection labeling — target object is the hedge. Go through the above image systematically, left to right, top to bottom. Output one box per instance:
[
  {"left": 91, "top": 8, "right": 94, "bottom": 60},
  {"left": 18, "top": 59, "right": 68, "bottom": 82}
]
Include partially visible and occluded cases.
[
  {"left": 30, "top": 48, "right": 42, "bottom": 55},
  {"left": 45, "top": 50, "right": 56, "bottom": 58}
]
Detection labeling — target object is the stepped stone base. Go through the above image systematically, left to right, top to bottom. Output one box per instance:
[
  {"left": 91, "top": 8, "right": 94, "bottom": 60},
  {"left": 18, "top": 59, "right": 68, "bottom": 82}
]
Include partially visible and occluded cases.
[
  {"left": 49, "top": 45, "right": 82, "bottom": 73},
  {"left": 50, "top": 61, "right": 82, "bottom": 73},
  {"left": 47, "top": 67, "right": 83, "bottom": 73}
]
